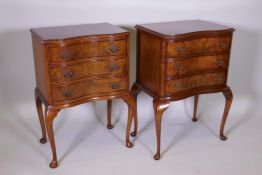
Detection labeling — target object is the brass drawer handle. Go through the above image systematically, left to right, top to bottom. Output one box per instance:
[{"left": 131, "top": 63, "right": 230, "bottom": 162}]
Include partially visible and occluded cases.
[
  {"left": 219, "top": 41, "right": 227, "bottom": 49},
  {"left": 110, "top": 45, "right": 119, "bottom": 53},
  {"left": 176, "top": 45, "right": 186, "bottom": 53},
  {"left": 60, "top": 50, "right": 73, "bottom": 59},
  {"left": 215, "top": 59, "right": 224, "bottom": 66},
  {"left": 110, "top": 64, "right": 120, "bottom": 71},
  {"left": 174, "top": 64, "right": 185, "bottom": 74},
  {"left": 63, "top": 71, "right": 73, "bottom": 78},
  {"left": 214, "top": 76, "right": 224, "bottom": 83},
  {"left": 174, "top": 81, "right": 198, "bottom": 89},
  {"left": 111, "top": 82, "right": 120, "bottom": 89},
  {"left": 173, "top": 82, "right": 189, "bottom": 89},
  {"left": 173, "top": 82, "right": 186, "bottom": 89},
  {"left": 173, "top": 83, "right": 180, "bottom": 89},
  {"left": 63, "top": 91, "right": 73, "bottom": 98}
]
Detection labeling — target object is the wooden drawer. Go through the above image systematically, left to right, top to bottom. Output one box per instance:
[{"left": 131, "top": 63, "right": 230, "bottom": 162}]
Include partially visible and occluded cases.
[
  {"left": 167, "top": 37, "right": 231, "bottom": 58},
  {"left": 48, "top": 40, "right": 127, "bottom": 63},
  {"left": 166, "top": 55, "right": 228, "bottom": 76},
  {"left": 49, "top": 58, "right": 127, "bottom": 83},
  {"left": 165, "top": 72, "right": 226, "bottom": 94},
  {"left": 51, "top": 77, "right": 127, "bottom": 103}
]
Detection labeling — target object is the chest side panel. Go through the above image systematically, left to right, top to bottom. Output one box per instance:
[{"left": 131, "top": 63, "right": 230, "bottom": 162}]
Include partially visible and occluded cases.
[
  {"left": 138, "top": 31, "right": 163, "bottom": 96},
  {"left": 32, "top": 33, "right": 50, "bottom": 103}
]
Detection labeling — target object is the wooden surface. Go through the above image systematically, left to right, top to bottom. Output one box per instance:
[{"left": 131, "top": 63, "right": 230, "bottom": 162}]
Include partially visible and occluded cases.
[
  {"left": 132, "top": 19, "right": 234, "bottom": 160},
  {"left": 136, "top": 19, "right": 234, "bottom": 37},
  {"left": 31, "top": 23, "right": 137, "bottom": 168},
  {"left": 31, "top": 23, "right": 127, "bottom": 41},
  {"left": 137, "top": 31, "right": 163, "bottom": 96},
  {"left": 166, "top": 36, "right": 231, "bottom": 57},
  {"left": 48, "top": 40, "right": 127, "bottom": 63},
  {"left": 165, "top": 55, "right": 228, "bottom": 77},
  {"left": 49, "top": 58, "right": 127, "bottom": 83},
  {"left": 165, "top": 72, "right": 226, "bottom": 94},
  {"left": 51, "top": 77, "right": 127, "bottom": 103}
]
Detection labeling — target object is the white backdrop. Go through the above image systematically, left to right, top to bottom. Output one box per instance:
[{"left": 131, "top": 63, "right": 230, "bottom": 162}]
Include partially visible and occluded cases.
[
  {"left": 0, "top": 0, "right": 262, "bottom": 174},
  {"left": 0, "top": 0, "right": 262, "bottom": 108}
]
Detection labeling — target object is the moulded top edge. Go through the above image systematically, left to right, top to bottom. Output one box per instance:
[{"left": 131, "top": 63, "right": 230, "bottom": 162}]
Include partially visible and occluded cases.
[
  {"left": 135, "top": 20, "right": 235, "bottom": 38},
  {"left": 30, "top": 23, "right": 129, "bottom": 42}
]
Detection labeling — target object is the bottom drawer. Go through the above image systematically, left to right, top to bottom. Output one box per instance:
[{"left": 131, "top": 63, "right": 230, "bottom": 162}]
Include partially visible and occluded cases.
[
  {"left": 165, "top": 72, "right": 226, "bottom": 94},
  {"left": 51, "top": 77, "right": 127, "bottom": 103}
]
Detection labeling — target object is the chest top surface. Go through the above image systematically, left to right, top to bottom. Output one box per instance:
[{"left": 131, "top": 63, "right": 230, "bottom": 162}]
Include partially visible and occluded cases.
[
  {"left": 136, "top": 20, "right": 234, "bottom": 37},
  {"left": 31, "top": 23, "right": 127, "bottom": 41}
]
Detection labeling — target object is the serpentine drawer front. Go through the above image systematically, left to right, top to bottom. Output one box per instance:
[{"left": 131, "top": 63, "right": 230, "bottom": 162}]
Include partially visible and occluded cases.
[
  {"left": 131, "top": 20, "right": 235, "bottom": 160},
  {"left": 31, "top": 23, "right": 137, "bottom": 168},
  {"left": 167, "top": 36, "right": 231, "bottom": 58},
  {"left": 48, "top": 40, "right": 127, "bottom": 63},
  {"left": 166, "top": 55, "right": 228, "bottom": 76},
  {"left": 49, "top": 58, "right": 127, "bottom": 83},
  {"left": 51, "top": 77, "right": 127, "bottom": 103}
]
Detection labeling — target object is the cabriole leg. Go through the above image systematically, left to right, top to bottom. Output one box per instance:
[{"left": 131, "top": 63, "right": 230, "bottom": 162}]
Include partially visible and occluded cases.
[
  {"left": 130, "top": 84, "right": 141, "bottom": 137},
  {"left": 220, "top": 87, "right": 233, "bottom": 141},
  {"left": 35, "top": 91, "right": 47, "bottom": 144},
  {"left": 122, "top": 93, "right": 136, "bottom": 148},
  {"left": 192, "top": 95, "right": 199, "bottom": 122},
  {"left": 153, "top": 99, "right": 170, "bottom": 160},
  {"left": 107, "top": 100, "right": 113, "bottom": 129},
  {"left": 45, "top": 107, "right": 60, "bottom": 168}
]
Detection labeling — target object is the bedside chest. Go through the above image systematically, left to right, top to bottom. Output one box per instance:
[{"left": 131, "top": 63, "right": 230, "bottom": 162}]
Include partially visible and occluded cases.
[
  {"left": 131, "top": 20, "right": 234, "bottom": 160},
  {"left": 31, "top": 23, "right": 137, "bottom": 168}
]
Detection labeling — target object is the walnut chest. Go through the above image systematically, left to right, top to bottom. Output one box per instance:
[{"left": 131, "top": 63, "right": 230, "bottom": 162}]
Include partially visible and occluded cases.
[
  {"left": 131, "top": 20, "right": 235, "bottom": 160},
  {"left": 31, "top": 23, "right": 137, "bottom": 168}
]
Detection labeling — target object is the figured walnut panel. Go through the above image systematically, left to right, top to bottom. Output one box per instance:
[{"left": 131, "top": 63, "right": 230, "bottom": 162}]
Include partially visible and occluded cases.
[
  {"left": 138, "top": 31, "right": 162, "bottom": 95},
  {"left": 31, "top": 33, "right": 50, "bottom": 103},
  {"left": 167, "top": 37, "right": 231, "bottom": 58},
  {"left": 48, "top": 40, "right": 127, "bottom": 63},
  {"left": 166, "top": 55, "right": 228, "bottom": 77},
  {"left": 49, "top": 58, "right": 127, "bottom": 83},
  {"left": 165, "top": 72, "right": 226, "bottom": 94},
  {"left": 51, "top": 77, "right": 127, "bottom": 103}
]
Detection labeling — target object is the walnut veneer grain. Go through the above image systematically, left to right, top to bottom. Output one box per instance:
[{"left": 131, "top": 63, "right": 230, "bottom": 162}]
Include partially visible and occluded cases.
[
  {"left": 131, "top": 20, "right": 234, "bottom": 160},
  {"left": 31, "top": 23, "right": 137, "bottom": 168}
]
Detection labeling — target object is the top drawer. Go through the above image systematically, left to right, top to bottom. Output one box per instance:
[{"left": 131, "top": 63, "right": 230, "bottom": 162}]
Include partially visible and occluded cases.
[
  {"left": 167, "top": 37, "right": 231, "bottom": 58},
  {"left": 48, "top": 40, "right": 127, "bottom": 63}
]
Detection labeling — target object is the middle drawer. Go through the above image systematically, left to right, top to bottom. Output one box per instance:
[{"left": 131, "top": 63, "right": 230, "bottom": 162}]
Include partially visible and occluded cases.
[
  {"left": 166, "top": 55, "right": 228, "bottom": 77},
  {"left": 49, "top": 58, "right": 127, "bottom": 83}
]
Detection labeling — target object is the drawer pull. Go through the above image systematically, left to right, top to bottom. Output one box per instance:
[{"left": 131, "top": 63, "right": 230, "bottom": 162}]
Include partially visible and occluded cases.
[
  {"left": 219, "top": 42, "right": 227, "bottom": 49},
  {"left": 110, "top": 45, "right": 119, "bottom": 53},
  {"left": 176, "top": 45, "right": 186, "bottom": 53},
  {"left": 60, "top": 50, "right": 73, "bottom": 59},
  {"left": 215, "top": 59, "right": 224, "bottom": 66},
  {"left": 110, "top": 64, "right": 120, "bottom": 71},
  {"left": 174, "top": 64, "right": 185, "bottom": 74},
  {"left": 63, "top": 71, "right": 73, "bottom": 78},
  {"left": 214, "top": 77, "right": 224, "bottom": 83},
  {"left": 173, "top": 81, "right": 199, "bottom": 89},
  {"left": 111, "top": 82, "right": 120, "bottom": 89},
  {"left": 173, "top": 82, "right": 180, "bottom": 89},
  {"left": 173, "top": 82, "right": 189, "bottom": 89},
  {"left": 63, "top": 91, "right": 73, "bottom": 98}
]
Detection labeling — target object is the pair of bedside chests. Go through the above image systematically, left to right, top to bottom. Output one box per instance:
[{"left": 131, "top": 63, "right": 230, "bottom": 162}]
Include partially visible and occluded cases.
[{"left": 31, "top": 20, "right": 234, "bottom": 168}]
